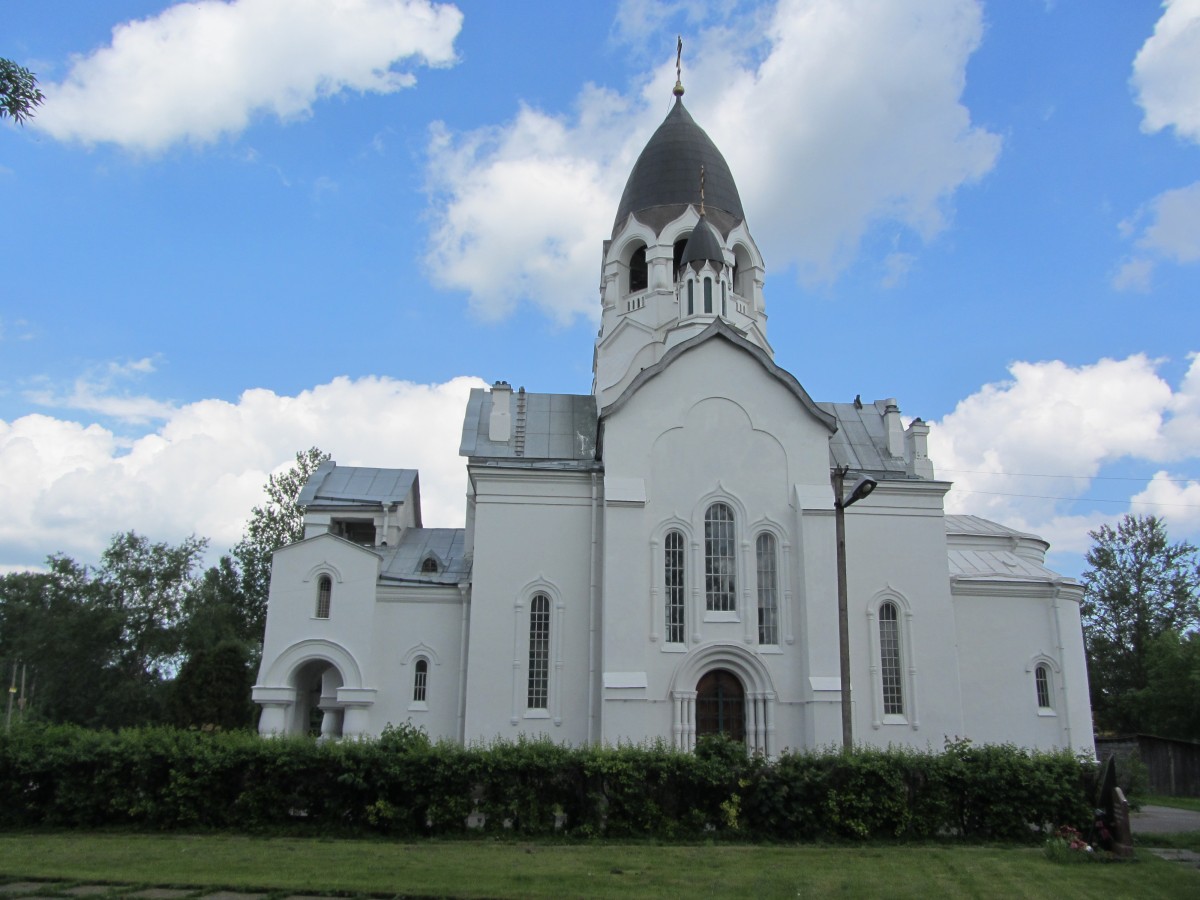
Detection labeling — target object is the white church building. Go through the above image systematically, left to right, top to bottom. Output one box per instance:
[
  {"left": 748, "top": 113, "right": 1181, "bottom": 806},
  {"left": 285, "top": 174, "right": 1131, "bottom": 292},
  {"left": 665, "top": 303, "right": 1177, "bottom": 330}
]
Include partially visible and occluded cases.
[{"left": 253, "top": 78, "right": 1095, "bottom": 755}]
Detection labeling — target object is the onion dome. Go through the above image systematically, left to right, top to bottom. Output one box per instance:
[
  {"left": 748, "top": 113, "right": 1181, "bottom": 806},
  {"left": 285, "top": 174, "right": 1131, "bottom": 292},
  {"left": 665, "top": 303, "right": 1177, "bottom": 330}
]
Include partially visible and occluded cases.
[
  {"left": 612, "top": 97, "right": 744, "bottom": 237},
  {"left": 679, "top": 214, "right": 725, "bottom": 269}
]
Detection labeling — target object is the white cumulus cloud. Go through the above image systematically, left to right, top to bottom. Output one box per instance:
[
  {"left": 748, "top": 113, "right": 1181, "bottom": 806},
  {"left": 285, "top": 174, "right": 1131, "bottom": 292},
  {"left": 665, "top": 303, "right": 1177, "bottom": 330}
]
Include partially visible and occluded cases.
[
  {"left": 35, "top": 0, "right": 463, "bottom": 152},
  {"left": 425, "top": 0, "right": 999, "bottom": 322},
  {"left": 1132, "top": 0, "right": 1200, "bottom": 143},
  {"left": 1114, "top": 180, "right": 1200, "bottom": 291},
  {"left": 928, "top": 353, "right": 1200, "bottom": 554},
  {"left": 0, "top": 374, "right": 485, "bottom": 572}
]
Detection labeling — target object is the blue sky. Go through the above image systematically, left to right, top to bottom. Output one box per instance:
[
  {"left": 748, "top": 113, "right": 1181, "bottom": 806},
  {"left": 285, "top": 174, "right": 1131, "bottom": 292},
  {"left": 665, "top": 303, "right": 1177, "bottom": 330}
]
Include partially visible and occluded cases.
[{"left": 2, "top": 0, "right": 1198, "bottom": 578}]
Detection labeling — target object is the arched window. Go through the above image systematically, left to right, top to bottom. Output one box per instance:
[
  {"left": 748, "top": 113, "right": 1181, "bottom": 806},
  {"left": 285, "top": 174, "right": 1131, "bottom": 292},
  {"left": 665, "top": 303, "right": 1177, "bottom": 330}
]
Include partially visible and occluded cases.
[
  {"left": 673, "top": 238, "right": 688, "bottom": 282},
  {"left": 629, "top": 244, "right": 648, "bottom": 293},
  {"left": 704, "top": 276, "right": 713, "bottom": 314},
  {"left": 687, "top": 279, "right": 694, "bottom": 315},
  {"left": 721, "top": 280, "right": 727, "bottom": 317},
  {"left": 704, "top": 502, "right": 736, "bottom": 612},
  {"left": 665, "top": 530, "right": 686, "bottom": 644},
  {"left": 756, "top": 533, "right": 778, "bottom": 645},
  {"left": 421, "top": 557, "right": 439, "bottom": 574},
  {"left": 315, "top": 575, "right": 332, "bottom": 619},
  {"left": 527, "top": 593, "right": 551, "bottom": 709},
  {"left": 878, "top": 601, "right": 903, "bottom": 715},
  {"left": 413, "top": 657, "right": 428, "bottom": 703},
  {"left": 1035, "top": 663, "right": 1052, "bottom": 710},
  {"left": 696, "top": 669, "right": 745, "bottom": 743}
]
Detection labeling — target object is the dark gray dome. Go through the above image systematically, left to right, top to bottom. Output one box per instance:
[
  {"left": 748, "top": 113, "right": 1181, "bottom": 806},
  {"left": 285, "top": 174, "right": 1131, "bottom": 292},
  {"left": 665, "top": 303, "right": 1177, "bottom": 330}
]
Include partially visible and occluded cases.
[
  {"left": 612, "top": 97, "right": 744, "bottom": 236},
  {"left": 679, "top": 214, "right": 724, "bottom": 268}
]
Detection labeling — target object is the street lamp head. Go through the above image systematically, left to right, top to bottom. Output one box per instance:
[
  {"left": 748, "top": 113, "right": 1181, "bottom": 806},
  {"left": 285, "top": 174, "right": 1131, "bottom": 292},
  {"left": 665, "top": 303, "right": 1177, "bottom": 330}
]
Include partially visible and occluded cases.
[{"left": 843, "top": 474, "right": 878, "bottom": 508}]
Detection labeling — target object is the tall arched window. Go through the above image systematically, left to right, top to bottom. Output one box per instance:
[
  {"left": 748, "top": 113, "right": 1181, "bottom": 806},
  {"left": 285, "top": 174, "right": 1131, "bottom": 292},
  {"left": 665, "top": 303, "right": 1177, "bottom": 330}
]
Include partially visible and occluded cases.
[
  {"left": 629, "top": 244, "right": 648, "bottom": 293},
  {"left": 703, "top": 276, "right": 713, "bottom": 314},
  {"left": 687, "top": 280, "right": 694, "bottom": 315},
  {"left": 721, "top": 280, "right": 727, "bottom": 317},
  {"left": 705, "top": 503, "right": 736, "bottom": 612},
  {"left": 665, "top": 530, "right": 686, "bottom": 644},
  {"left": 756, "top": 533, "right": 778, "bottom": 645},
  {"left": 315, "top": 575, "right": 332, "bottom": 619},
  {"left": 527, "top": 593, "right": 551, "bottom": 709},
  {"left": 878, "top": 601, "right": 903, "bottom": 715},
  {"left": 413, "top": 658, "right": 428, "bottom": 703},
  {"left": 1035, "top": 663, "right": 1052, "bottom": 710}
]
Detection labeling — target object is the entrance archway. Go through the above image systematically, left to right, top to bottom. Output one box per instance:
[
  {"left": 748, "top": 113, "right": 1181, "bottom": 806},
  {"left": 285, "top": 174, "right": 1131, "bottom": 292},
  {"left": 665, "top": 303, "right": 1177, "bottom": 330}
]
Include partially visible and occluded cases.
[{"left": 696, "top": 668, "right": 745, "bottom": 743}]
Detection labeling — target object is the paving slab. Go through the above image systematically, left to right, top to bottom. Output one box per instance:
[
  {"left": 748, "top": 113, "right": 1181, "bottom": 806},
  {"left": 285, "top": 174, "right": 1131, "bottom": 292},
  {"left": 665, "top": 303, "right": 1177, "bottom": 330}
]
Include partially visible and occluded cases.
[
  {"left": 1130, "top": 804, "right": 1200, "bottom": 834},
  {"left": 1145, "top": 847, "right": 1200, "bottom": 869},
  {"left": 0, "top": 887, "right": 60, "bottom": 896},
  {"left": 63, "top": 888, "right": 119, "bottom": 897},
  {"left": 125, "top": 891, "right": 194, "bottom": 900},
  {"left": 198, "top": 893, "right": 266, "bottom": 900}
]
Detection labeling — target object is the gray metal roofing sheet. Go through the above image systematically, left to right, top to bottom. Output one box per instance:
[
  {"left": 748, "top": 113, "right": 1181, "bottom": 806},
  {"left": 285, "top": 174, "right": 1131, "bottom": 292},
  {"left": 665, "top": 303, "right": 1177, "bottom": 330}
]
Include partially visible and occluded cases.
[
  {"left": 613, "top": 98, "right": 744, "bottom": 235},
  {"left": 459, "top": 389, "right": 598, "bottom": 462},
  {"left": 821, "top": 402, "right": 909, "bottom": 476},
  {"left": 298, "top": 462, "right": 418, "bottom": 508},
  {"left": 945, "top": 514, "right": 1041, "bottom": 541},
  {"left": 379, "top": 527, "right": 470, "bottom": 585},
  {"left": 947, "top": 548, "right": 1065, "bottom": 583}
]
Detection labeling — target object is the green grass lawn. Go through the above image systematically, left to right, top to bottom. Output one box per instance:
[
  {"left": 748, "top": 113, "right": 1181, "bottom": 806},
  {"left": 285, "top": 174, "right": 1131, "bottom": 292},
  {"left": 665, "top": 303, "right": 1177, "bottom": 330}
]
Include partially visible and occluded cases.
[{"left": 1, "top": 833, "right": 1198, "bottom": 899}]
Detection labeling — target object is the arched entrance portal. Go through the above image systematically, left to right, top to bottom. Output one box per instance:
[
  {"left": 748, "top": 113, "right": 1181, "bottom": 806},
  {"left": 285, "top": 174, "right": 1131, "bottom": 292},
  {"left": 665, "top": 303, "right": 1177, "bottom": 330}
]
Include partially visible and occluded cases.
[
  {"left": 291, "top": 659, "right": 344, "bottom": 739},
  {"left": 696, "top": 669, "right": 745, "bottom": 743}
]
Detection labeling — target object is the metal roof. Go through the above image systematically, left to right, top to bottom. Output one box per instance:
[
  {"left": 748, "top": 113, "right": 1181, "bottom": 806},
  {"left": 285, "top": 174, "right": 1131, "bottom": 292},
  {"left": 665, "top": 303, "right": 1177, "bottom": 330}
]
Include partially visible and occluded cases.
[
  {"left": 613, "top": 97, "right": 744, "bottom": 236},
  {"left": 679, "top": 214, "right": 725, "bottom": 267},
  {"left": 459, "top": 389, "right": 598, "bottom": 464},
  {"left": 821, "top": 402, "right": 911, "bottom": 478},
  {"left": 298, "top": 461, "right": 418, "bottom": 508},
  {"left": 945, "top": 514, "right": 1042, "bottom": 542},
  {"left": 945, "top": 515, "right": 1070, "bottom": 586},
  {"left": 379, "top": 527, "right": 470, "bottom": 585},
  {"left": 947, "top": 548, "right": 1068, "bottom": 584}
]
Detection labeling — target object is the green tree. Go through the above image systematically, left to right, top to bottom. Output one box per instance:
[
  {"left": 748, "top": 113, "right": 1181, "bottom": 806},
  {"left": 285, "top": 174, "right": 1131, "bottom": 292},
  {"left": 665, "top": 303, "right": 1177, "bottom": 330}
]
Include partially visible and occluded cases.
[
  {"left": 0, "top": 59, "right": 44, "bottom": 124},
  {"left": 233, "top": 447, "right": 330, "bottom": 637},
  {"left": 1081, "top": 514, "right": 1200, "bottom": 734},
  {"left": 0, "top": 558, "right": 126, "bottom": 727},
  {"left": 1140, "top": 629, "right": 1200, "bottom": 740},
  {"left": 168, "top": 639, "right": 256, "bottom": 730}
]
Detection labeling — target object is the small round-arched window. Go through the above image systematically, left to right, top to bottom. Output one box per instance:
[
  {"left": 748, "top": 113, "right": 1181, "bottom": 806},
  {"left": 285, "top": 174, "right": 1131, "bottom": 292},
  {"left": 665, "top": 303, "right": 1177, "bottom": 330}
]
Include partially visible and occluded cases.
[
  {"left": 629, "top": 243, "right": 648, "bottom": 293},
  {"left": 315, "top": 575, "right": 332, "bottom": 619}
]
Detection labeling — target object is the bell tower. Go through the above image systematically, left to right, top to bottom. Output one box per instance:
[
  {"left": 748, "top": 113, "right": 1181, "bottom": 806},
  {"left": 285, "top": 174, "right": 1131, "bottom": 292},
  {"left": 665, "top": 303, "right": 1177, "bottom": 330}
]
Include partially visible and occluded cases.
[{"left": 592, "top": 54, "right": 770, "bottom": 409}]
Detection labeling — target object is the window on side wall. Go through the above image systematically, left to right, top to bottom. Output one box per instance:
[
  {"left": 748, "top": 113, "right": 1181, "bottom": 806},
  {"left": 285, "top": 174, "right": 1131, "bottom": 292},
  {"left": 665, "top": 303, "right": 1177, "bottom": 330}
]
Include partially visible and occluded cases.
[
  {"left": 704, "top": 502, "right": 736, "bottom": 612},
  {"left": 665, "top": 530, "right": 686, "bottom": 644},
  {"left": 756, "top": 532, "right": 779, "bottom": 645},
  {"left": 315, "top": 575, "right": 332, "bottom": 619},
  {"left": 527, "top": 593, "right": 550, "bottom": 710},
  {"left": 878, "top": 601, "right": 903, "bottom": 716},
  {"left": 413, "top": 658, "right": 429, "bottom": 705},
  {"left": 1035, "top": 663, "right": 1053, "bottom": 713}
]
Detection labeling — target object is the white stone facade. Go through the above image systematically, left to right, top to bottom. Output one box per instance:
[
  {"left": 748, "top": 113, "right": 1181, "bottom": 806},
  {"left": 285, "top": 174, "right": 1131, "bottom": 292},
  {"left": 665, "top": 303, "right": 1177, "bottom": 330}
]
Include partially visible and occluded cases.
[{"left": 254, "top": 91, "right": 1094, "bottom": 754}]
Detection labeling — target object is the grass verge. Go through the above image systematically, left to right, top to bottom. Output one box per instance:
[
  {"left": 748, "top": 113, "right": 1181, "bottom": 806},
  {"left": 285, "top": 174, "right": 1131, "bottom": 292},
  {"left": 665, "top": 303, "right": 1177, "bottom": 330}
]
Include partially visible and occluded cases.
[
  {"left": 1140, "top": 795, "right": 1200, "bottom": 813},
  {"left": 1, "top": 833, "right": 1198, "bottom": 899}
]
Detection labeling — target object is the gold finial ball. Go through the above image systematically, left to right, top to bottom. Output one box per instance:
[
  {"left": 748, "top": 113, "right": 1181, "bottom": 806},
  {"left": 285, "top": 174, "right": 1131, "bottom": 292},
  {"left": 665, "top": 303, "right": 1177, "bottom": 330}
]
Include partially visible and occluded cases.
[{"left": 673, "top": 80, "right": 685, "bottom": 98}]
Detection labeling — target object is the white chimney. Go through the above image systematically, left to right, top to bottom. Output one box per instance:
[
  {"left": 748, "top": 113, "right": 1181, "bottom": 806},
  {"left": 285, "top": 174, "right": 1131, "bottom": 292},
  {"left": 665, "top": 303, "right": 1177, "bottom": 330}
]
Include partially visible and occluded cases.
[{"left": 489, "top": 381, "right": 512, "bottom": 442}]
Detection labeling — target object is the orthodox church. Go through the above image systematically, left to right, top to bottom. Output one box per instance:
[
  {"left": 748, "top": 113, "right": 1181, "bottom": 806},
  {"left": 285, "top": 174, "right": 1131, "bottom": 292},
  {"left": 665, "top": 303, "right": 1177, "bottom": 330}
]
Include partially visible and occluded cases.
[{"left": 253, "top": 73, "right": 1095, "bottom": 755}]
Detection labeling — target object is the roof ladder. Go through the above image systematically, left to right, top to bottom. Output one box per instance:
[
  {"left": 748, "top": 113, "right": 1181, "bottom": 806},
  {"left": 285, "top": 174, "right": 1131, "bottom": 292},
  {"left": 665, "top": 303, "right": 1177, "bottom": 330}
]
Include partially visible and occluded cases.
[{"left": 514, "top": 388, "right": 527, "bottom": 457}]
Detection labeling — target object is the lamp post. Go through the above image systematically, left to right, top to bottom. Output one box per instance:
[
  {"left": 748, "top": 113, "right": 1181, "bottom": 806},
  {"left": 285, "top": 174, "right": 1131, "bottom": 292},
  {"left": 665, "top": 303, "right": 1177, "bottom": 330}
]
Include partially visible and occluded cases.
[{"left": 832, "top": 466, "right": 878, "bottom": 753}]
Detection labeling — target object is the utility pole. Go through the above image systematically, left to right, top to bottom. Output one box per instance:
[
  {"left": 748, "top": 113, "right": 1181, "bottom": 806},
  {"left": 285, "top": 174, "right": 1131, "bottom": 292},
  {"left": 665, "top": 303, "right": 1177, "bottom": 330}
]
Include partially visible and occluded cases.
[{"left": 5, "top": 660, "right": 16, "bottom": 732}]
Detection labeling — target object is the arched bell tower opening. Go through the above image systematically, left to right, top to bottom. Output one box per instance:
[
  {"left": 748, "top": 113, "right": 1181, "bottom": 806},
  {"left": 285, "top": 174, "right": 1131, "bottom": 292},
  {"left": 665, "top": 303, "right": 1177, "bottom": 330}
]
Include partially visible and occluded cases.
[{"left": 696, "top": 668, "right": 746, "bottom": 743}]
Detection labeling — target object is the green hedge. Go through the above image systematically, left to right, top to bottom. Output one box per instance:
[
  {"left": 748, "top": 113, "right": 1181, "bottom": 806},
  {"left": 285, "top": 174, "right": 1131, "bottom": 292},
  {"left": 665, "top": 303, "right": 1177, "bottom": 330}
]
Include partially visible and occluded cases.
[{"left": 0, "top": 725, "right": 1094, "bottom": 841}]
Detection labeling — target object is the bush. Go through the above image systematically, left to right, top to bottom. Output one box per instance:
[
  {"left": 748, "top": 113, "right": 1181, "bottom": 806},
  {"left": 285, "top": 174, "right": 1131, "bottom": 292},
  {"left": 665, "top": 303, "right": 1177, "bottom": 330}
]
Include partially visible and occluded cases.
[{"left": 0, "top": 724, "right": 1094, "bottom": 841}]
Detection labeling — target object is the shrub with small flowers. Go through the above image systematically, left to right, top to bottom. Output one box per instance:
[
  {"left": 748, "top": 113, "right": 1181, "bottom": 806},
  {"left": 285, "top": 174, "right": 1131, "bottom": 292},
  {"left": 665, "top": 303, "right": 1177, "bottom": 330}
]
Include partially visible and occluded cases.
[{"left": 1043, "top": 824, "right": 1095, "bottom": 863}]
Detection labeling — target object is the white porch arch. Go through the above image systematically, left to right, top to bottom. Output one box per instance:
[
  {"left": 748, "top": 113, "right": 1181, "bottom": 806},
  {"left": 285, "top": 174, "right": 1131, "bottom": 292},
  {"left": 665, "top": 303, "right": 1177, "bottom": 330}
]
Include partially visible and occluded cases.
[
  {"left": 253, "top": 639, "right": 375, "bottom": 738},
  {"left": 668, "top": 642, "right": 777, "bottom": 755}
]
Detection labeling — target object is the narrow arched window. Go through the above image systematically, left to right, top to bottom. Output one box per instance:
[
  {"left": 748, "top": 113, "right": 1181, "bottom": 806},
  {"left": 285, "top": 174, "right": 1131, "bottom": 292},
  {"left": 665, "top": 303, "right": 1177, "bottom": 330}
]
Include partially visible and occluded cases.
[
  {"left": 673, "top": 238, "right": 688, "bottom": 282},
  {"left": 629, "top": 244, "right": 648, "bottom": 293},
  {"left": 704, "top": 276, "right": 713, "bottom": 314},
  {"left": 687, "top": 279, "right": 694, "bottom": 315},
  {"left": 721, "top": 280, "right": 727, "bottom": 317},
  {"left": 704, "top": 503, "right": 736, "bottom": 612},
  {"left": 665, "top": 530, "right": 685, "bottom": 644},
  {"left": 756, "top": 533, "right": 778, "bottom": 644},
  {"left": 315, "top": 575, "right": 332, "bottom": 619},
  {"left": 527, "top": 593, "right": 550, "bottom": 709},
  {"left": 879, "top": 601, "right": 903, "bottom": 715},
  {"left": 413, "top": 658, "right": 429, "bottom": 703},
  {"left": 1035, "top": 664, "right": 1052, "bottom": 710}
]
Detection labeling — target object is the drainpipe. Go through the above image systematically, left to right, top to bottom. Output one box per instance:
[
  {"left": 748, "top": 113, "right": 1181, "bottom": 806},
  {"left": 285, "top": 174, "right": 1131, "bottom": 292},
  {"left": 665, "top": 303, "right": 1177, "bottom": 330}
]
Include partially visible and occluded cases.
[
  {"left": 587, "top": 472, "right": 600, "bottom": 745},
  {"left": 1050, "top": 582, "right": 1073, "bottom": 751},
  {"left": 457, "top": 583, "right": 471, "bottom": 744}
]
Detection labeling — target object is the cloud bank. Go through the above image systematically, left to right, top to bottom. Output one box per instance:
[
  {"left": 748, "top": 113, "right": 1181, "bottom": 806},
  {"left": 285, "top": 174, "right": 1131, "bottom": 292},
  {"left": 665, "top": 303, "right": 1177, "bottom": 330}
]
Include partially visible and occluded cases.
[
  {"left": 35, "top": 0, "right": 463, "bottom": 152},
  {"left": 425, "top": 0, "right": 999, "bottom": 321},
  {"left": 928, "top": 353, "right": 1200, "bottom": 554},
  {"left": 0, "top": 374, "right": 484, "bottom": 572}
]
